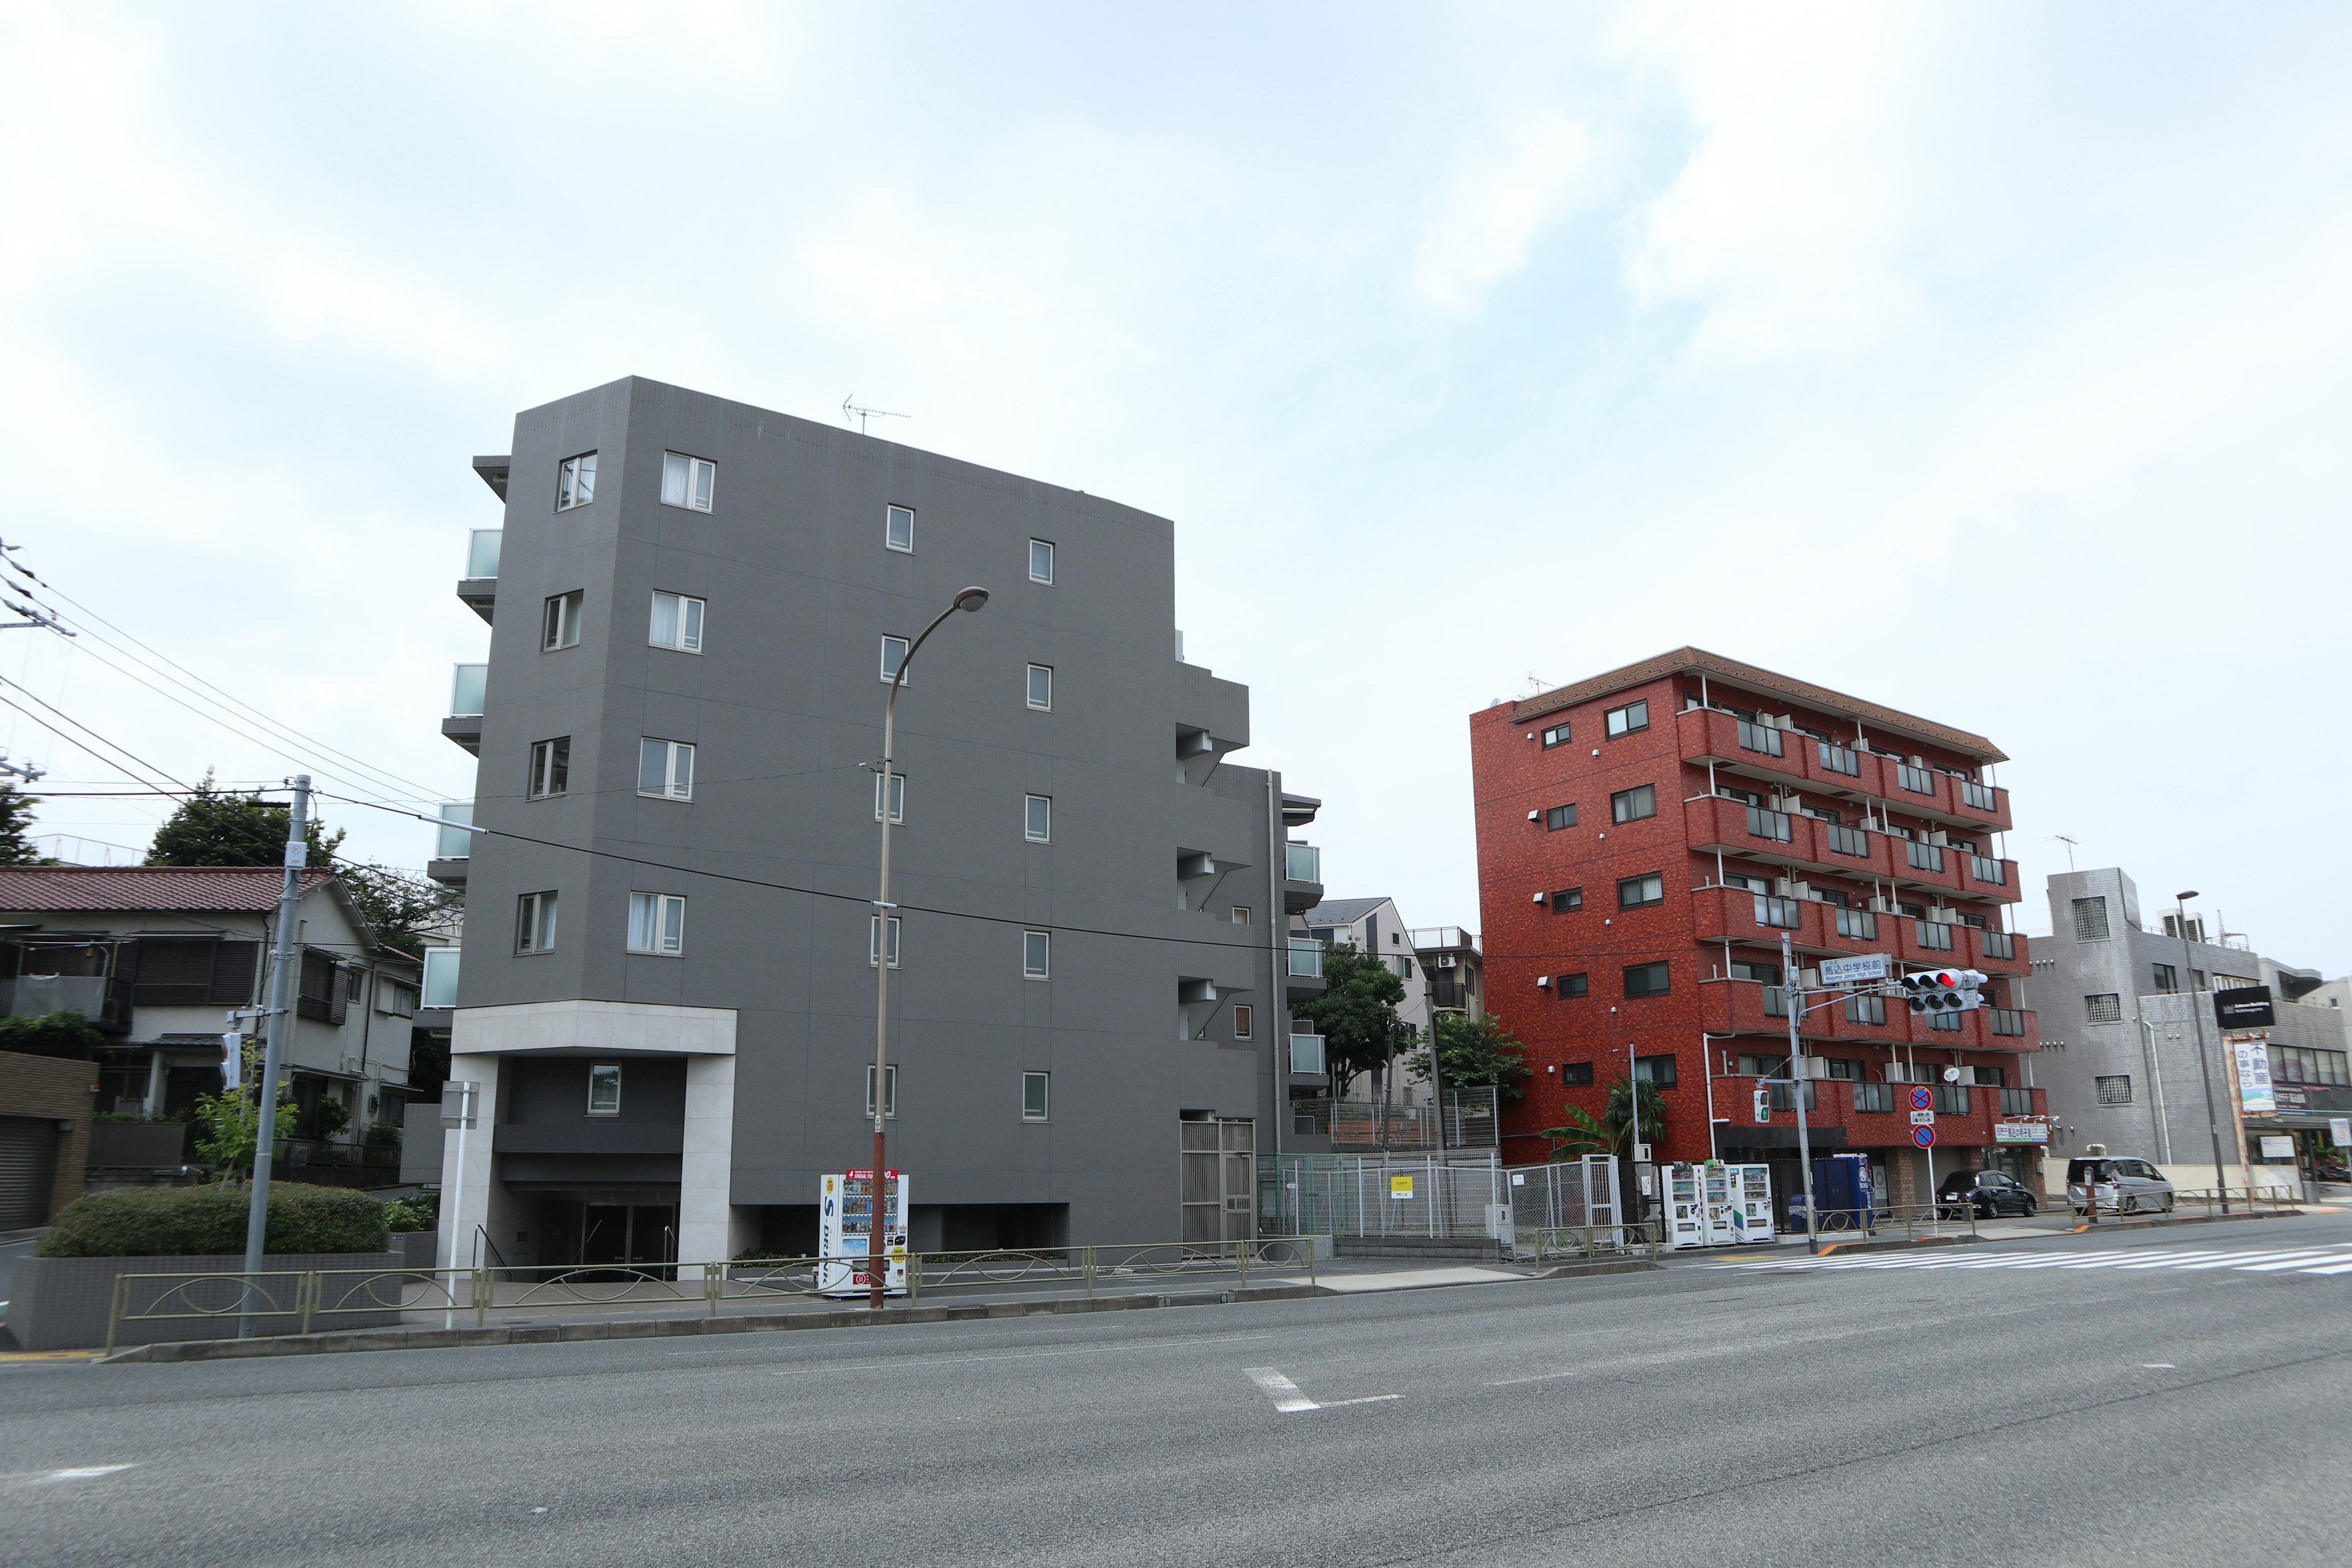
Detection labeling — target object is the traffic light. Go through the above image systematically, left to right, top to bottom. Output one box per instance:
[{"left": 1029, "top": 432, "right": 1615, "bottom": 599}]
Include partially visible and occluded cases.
[
  {"left": 1902, "top": 970, "right": 1966, "bottom": 1013},
  {"left": 1951, "top": 970, "right": 1988, "bottom": 1012},
  {"left": 218, "top": 1031, "right": 243, "bottom": 1091},
  {"left": 1752, "top": 1087, "right": 1771, "bottom": 1123}
]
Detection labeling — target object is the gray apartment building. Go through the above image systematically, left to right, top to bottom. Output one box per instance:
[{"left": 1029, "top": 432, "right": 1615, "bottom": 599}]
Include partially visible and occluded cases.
[
  {"left": 432, "top": 377, "right": 1324, "bottom": 1270},
  {"left": 2025, "top": 867, "right": 2337, "bottom": 1189}
]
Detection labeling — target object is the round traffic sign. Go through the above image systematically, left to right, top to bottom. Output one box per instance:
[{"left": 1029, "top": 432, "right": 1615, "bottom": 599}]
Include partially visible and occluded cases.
[
  {"left": 1909, "top": 1086, "right": 1933, "bottom": 1112},
  {"left": 1912, "top": 1124, "right": 1937, "bottom": 1149}
]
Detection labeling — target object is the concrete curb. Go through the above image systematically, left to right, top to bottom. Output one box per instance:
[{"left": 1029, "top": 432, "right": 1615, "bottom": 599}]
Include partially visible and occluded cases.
[
  {"left": 2065, "top": 1208, "right": 2302, "bottom": 1235},
  {"left": 1813, "top": 1234, "right": 1981, "bottom": 1257},
  {"left": 1529, "top": 1259, "right": 1662, "bottom": 1281},
  {"left": 94, "top": 1283, "right": 1333, "bottom": 1364}
]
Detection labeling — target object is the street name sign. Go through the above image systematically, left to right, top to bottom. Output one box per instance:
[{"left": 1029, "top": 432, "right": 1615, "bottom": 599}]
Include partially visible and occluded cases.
[{"left": 1819, "top": 954, "right": 1889, "bottom": 986}]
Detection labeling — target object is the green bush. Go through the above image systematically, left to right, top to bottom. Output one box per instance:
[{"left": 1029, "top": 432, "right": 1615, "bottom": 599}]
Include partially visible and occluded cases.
[
  {"left": 35, "top": 1182, "right": 390, "bottom": 1258},
  {"left": 379, "top": 1194, "right": 436, "bottom": 1232}
]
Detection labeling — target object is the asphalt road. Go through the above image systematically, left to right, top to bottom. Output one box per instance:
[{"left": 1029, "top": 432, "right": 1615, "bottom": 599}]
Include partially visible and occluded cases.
[{"left": 7, "top": 1213, "right": 2351, "bottom": 1567}]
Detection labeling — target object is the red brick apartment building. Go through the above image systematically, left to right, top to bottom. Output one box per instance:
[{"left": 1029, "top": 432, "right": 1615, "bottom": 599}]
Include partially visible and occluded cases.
[{"left": 1471, "top": 649, "right": 2045, "bottom": 1213}]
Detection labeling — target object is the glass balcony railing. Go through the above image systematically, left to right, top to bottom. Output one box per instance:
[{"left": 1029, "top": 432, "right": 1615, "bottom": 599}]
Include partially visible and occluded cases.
[
  {"left": 466, "top": 529, "right": 502, "bottom": 578},
  {"left": 450, "top": 663, "right": 487, "bottom": 717},
  {"left": 1736, "top": 719, "right": 1784, "bottom": 758},
  {"left": 1816, "top": 742, "right": 1860, "bottom": 776},
  {"left": 1896, "top": 763, "right": 1936, "bottom": 795},
  {"left": 1960, "top": 778, "right": 1999, "bottom": 812},
  {"left": 435, "top": 802, "right": 473, "bottom": 860},
  {"left": 1746, "top": 805, "right": 1793, "bottom": 843},
  {"left": 1826, "top": 823, "right": 1871, "bottom": 858},
  {"left": 1905, "top": 840, "right": 1945, "bottom": 873},
  {"left": 1285, "top": 843, "right": 1321, "bottom": 882},
  {"left": 1969, "top": 854, "right": 2007, "bottom": 886},
  {"left": 1754, "top": 895, "right": 1802, "bottom": 930},
  {"left": 1834, "top": 907, "right": 1879, "bottom": 940},
  {"left": 1915, "top": 920, "right": 1956, "bottom": 951},
  {"left": 1981, "top": 930, "right": 2016, "bottom": 960},
  {"left": 1287, "top": 939, "right": 1324, "bottom": 979},
  {"left": 421, "top": 948, "right": 460, "bottom": 1009},
  {"left": 1991, "top": 1008, "right": 2026, "bottom": 1038},
  {"left": 1289, "top": 1033, "right": 1326, "bottom": 1074},
  {"left": 1999, "top": 1086, "right": 2035, "bottom": 1113}
]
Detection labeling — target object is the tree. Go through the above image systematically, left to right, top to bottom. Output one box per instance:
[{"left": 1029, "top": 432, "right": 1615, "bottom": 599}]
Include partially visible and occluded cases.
[
  {"left": 145, "top": 772, "right": 343, "bottom": 868},
  {"left": 0, "top": 784, "right": 53, "bottom": 864},
  {"left": 339, "top": 862, "right": 458, "bottom": 956},
  {"left": 1290, "top": 942, "right": 1404, "bottom": 1099},
  {"left": 0, "top": 1010, "right": 110, "bottom": 1060},
  {"left": 1404, "top": 1012, "right": 1532, "bottom": 1101},
  {"left": 1541, "top": 1074, "right": 1665, "bottom": 1162},
  {"left": 191, "top": 1089, "right": 300, "bottom": 1182}
]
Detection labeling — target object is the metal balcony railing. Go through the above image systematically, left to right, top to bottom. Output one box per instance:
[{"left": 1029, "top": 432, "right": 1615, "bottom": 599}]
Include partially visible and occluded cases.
[
  {"left": 466, "top": 529, "right": 502, "bottom": 578},
  {"left": 1285, "top": 843, "right": 1321, "bottom": 882},
  {"left": 1289, "top": 1034, "right": 1325, "bottom": 1074}
]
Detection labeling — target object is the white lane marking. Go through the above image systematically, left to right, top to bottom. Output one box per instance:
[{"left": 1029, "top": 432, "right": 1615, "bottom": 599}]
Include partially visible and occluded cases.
[
  {"left": 2174, "top": 1250, "right": 2342, "bottom": 1271},
  {"left": 2237, "top": 1253, "right": 2352, "bottom": 1272},
  {"left": 760, "top": 1332, "right": 1273, "bottom": 1376},
  {"left": 2141, "top": 1363, "right": 2177, "bottom": 1369},
  {"left": 1246, "top": 1367, "right": 1320, "bottom": 1412},
  {"left": 1487, "top": 1370, "right": 1578, "bottom": 1387},
  {"left": 1321, "top": 1395, "right": 1405, "bottom": 1408},
  {"left": 39, "top": 1465, "right": 135, "bottom": 1483}
]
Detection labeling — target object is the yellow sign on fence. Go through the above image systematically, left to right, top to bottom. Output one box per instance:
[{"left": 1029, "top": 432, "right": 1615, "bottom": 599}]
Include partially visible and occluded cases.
[{"left": 1390, "top": 1175, "right": 1414, "bottom": 1200}]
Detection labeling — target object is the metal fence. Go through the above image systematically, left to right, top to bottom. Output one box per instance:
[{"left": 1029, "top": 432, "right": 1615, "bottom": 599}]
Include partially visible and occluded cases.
[
  {"left": 1287, "top": 1085, "right": 1499, "bottom": 1150},
  {"left": 1261, "top": 1152, "right": 1507, "bottom": 1240},
  {"left": 1499, "top": 1158, "right": 1623, "bottom": 1255},
  {"left": 1528, "top": 1219, "right": 1662, "bottom": 1264}
]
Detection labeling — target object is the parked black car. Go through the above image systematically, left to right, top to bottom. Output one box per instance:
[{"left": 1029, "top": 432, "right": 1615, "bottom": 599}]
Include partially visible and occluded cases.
[{"left": 1937, "top": 1168, "right": 2039, "bottom": 1218}]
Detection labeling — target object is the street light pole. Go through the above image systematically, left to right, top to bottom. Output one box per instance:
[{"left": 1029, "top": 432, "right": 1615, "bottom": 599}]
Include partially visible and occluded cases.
[
  {"left": 867, "top": 587, "right": 989, "bottom": 1310},
  {"left": 240, "top": 775, "right": 310, "bottom": 1337},
  {"left": 2175, "top": 891, "right": 2233, "bottom": 1213},
  {"left": 1782, "top": 930, "right": 1820, "bottom": 1254}
]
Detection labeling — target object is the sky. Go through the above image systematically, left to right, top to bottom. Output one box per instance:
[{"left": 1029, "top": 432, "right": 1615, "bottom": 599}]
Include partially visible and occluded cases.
[{"left": 1, "top": 2, "right": 2347, "bottom": 971}]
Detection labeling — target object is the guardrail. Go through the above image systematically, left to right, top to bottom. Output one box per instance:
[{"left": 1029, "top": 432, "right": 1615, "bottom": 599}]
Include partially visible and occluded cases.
[
  {"left": 2079, "top": 1188, "right": 2302, "bottom": 1219},
  {"left": 1797, "top": 1203, "right": 1980, "bottom": 1243},
  {"left": 1527, "top": 1221, "right": 1664, "bottom": 1264},
  {"left": 105, "top": 1239, "right": 1324, "bottom": 1352}
]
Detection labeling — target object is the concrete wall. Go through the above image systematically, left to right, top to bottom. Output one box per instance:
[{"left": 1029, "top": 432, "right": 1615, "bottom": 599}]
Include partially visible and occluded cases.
[{"left": 7, "top": 1251, "right": 404, "bottom": 1351}]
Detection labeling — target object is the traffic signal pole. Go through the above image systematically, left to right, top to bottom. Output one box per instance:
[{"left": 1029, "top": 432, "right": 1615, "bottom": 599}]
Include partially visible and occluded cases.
[{"left": 1782, "top": 932, "right": 1819, "bottom": 1254}]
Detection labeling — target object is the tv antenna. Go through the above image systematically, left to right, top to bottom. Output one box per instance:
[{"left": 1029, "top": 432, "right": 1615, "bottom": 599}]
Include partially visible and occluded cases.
[
  {"left": 841, "top": 396, "right": 910, "bottom": 436},
  {"left": 1525, "top": 671, "right": 1551, "bottom": 695},
  {"left": 2051, "top": 834, "right": 2079, "bottom": 872}
]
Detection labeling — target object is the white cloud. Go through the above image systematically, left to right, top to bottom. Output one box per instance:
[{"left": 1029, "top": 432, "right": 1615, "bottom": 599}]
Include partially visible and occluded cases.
[{"left": 1409, "top": 105, "right": 1610, "bottom": 314}]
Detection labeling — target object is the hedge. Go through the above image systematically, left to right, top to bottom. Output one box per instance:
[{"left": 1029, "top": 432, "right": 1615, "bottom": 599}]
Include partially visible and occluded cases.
[{"left": 35, "top": 1183, "right": 390, "bottom": 1258}]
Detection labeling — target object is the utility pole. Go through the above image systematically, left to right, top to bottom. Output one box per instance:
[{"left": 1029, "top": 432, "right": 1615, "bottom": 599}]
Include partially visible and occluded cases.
[
  {"left": 239, "top": 775, "right": 309, "bottom": 1337},
  {"left": 2176, "top": 892, "right": 2232, "bottom": 1213},
  {"left": 1782, "top": 930, "right": 1820, "bottom": 1254}
]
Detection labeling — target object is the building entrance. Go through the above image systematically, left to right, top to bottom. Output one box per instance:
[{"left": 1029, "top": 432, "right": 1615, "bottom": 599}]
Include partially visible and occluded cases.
[
  {"left": 1182, "top": 1117, "right": 1256, "bottom": 1241},
  {"left": 539, "top": 1197, "right": 677, "bottom": 1278}
]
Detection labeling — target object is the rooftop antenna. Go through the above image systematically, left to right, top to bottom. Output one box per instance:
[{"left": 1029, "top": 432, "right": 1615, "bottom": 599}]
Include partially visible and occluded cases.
[
  {"left": 841, "top": 395, "right": 910, "bottom": 437},
  {"left": 1525, "top": 671, "right": 1550, "bottom": 695},
  {"left": 2052, "top": 834, "right": 2079, "bottom": 872}
]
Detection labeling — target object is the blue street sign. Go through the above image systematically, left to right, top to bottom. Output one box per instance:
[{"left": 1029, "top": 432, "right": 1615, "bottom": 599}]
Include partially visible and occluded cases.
[
  {"left": 1909, "top": 1086, "right": 1933, "bottom": 1112},
  {"left": 1912, "top": 1125, "right": 1937, "bottom": 1149}
]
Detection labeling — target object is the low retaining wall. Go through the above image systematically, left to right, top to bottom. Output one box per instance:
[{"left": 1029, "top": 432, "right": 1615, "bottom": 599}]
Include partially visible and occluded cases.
[
  {"left": 1335, "top": 1235, "right": 1504, "bottom": 1263},
  {"left": 7, "top": 1251, "right": 405, "bottom": 1351}
]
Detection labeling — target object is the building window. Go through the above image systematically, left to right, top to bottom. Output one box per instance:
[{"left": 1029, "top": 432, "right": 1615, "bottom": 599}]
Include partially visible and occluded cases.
[
  {"left": 556, "top": 451, "right": 596, "bottom": 510},
  {"left": 661, "top": 451, "right": 715, "bottom": 511},
  {"left": 886, "top": 505, "right": 915, "bottom": 552},
  {"left": 1029, "top": 539, "right": 1055, "bottom": 583},
  {"left": 541, "top": 590, "right": 582, "bottom": 650},
  {"left": 650, "top": 592, "right": 704, "bottom": 653},
  {"left": 1027, "top": 664, "right": 1054, "bottom": 710},
  {"left": 1605, "top": 700, "right": 1649, "bottom": 739},
  {"left": 1736, "top": 720, "right": 1784, "bottom": 758},
  {"left": 1540, "top": 722, "right": 1570, "bottom": 748},
  {"left": 527, "top": 737, "right": 570, "bottom": 800},
  {"left": 638, "top": 739, "right": 695, "bottom": 800},
  {"left": 874, "top": 772, "right": 905, "bottom": 823},
  {"left": 1611, "top": 785, "right": 1656, "bottom": 824},
  {"left": 1020, "top": 794, "right": 1051, "bottom": 842},
  {"left": 1545, "top": 804, "right": 1577, "bottom": 831},
  {"left": 1618, "top": 873, "right": 1664, "bottom": 909},
  {"left": 1550, "top": 888, "right": 1583, "bottom": 912},
  {"left": 516, "top": 891, "right": 558, "bottom": 954},
  {"left": 627, "top": 892, "right": 686, "bottom": 956},
  {"left": 2071, "top": 896, "right": 2111, "bottom": 941},
  {"left": 1231, "top": 906, "right": 1251, "bottom": 925},
  {"left": 1835, "top": 907, "right": 1879, "bottom": 940},
  {"left": 870, "top": 914, "right": 901, "bottom": 968},
  {"left": 1915, "top": 920, "right": 1954, "bottom": 951},
  {"left": 1023, "top": 930, "right": 1051, "bottom": 979},
  {"left": 1730, "top": 960, "right": 1780, "bottom": 985},
  {"left": 1624, "top": 962, "right": 1671, "bottom": 999},
  {"left": 2151, "top": 963, "right": 2178, "bottom": 993},
  {"left": 1558, "top": 973, "right": 1589, "bottom": 998},
  {"left": 375, "top": 978, "right": 418, "bottom": 1018},
  {"left": 1846, "top": 993, "right": 1887, "bottom": 1025},
  {"left": 2084, "top": 993, "right": 2122, "bottom": 1023},
  {"left": 1233, "top": 1005, "right": 1253, "bottom": 1039},
  {"left": 2271, "top": 1046, "right": 2352, "bottom": 1087},
  {"left": 1633, "top": 1053, "right": 1676, "bottom": 1085},
  {"left": 1823, "top": 1058, "right": 1862, "bottom": 1080},
  {"left": 1561, "top": 1062, "right": 1594, "bottom": 1085},
  {"left": 587, "top": 1063, "right": 621, "bottom": 1115},
  {"left": 866, "top": 1064, "right": 898, "bottom": 1119},
  {"left": 1022, "top": 1071, "right": 1050, "bottom": 1121},
  {"left": 2095, "top": 1074, "right": 2133, "bottom": 1105},
  {"left": 1852, "top": 1082, "right": 1894, "bottom": 1113}
]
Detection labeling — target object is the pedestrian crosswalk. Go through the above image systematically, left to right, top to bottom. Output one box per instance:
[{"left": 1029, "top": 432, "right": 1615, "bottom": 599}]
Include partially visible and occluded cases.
[{"left": 1709, "top": 1245, "right": 2352, "bottom": 1278}]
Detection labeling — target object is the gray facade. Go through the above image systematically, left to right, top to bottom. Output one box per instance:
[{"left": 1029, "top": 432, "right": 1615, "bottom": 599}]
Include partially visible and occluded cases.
[
  {"left": 437, "top": 377, "right": 1317, "bottom": 1266},
  {"left": 2024, "top": 867, "right": 2339, "bottom": 1189}
]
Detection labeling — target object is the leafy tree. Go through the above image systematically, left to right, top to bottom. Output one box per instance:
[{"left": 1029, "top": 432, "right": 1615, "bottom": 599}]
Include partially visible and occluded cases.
[
  {"left": 145, "top": 771, "right": 343, "bottom": 868},
  {"left": 0, "top": 784, "right": 54, "bottom": 864},
  {"left": 339, "top": 862, "right": 457, "bottom": 956},
  {"left": 1290, "top": 942, "right": 1404, "bottom": 1099},
  {"left": 0, "top": 1009, "right": 110, "bottom": 1059},
  {"left": 1404, "top": 1012, "right": 1532, "bottom": 1101},
  {"left": 1542, "top": 1073, "right": 1665, "bottom": 1161},
  {"left": 192, "top": 1087, "right": 299, "bottom": 1180}
]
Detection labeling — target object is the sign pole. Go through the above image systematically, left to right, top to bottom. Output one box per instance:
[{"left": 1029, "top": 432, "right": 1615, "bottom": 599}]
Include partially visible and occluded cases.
[{"left": 1782, "top": 932, "right": 1819, "bottom": 1254}]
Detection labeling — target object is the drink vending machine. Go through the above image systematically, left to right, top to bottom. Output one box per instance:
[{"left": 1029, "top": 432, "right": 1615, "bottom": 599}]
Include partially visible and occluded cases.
[
  {"left": 1665, "top": 1163, "right": 1776, "bottom": 1248},
  {"left": 819, "top": 1169, "right": 909, "bottom": 1297}
]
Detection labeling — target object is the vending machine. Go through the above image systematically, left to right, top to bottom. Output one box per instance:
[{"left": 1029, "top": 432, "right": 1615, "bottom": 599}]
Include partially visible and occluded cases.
[
  {"left": 1811, "top": 1153, "right": 1875, "bottom": 1232},
  {"left": 1701, "top": 1163, "right": 1741, "bottom": 1246},
  {"left": 1665, "top": 1164, "right": 1707, "bottom": 1248},
  {"left": 1728, "top": 1164, "right": 1776, "bottom": 1244},
  {"left": 819, "top": 1169, "right": 910, "bottom": 1297}
]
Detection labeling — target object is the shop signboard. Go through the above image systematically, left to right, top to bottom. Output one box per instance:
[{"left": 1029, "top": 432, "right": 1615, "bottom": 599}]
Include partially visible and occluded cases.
[
  {"left": 2214, "top": 986, "right": 2275, "bottom": 1030},
  {"left": 2231, "top": 1036, "right": 2277, "bottom": 1115},
  {"left": 2331, "top": 1118, "right": 2352, "bottom": 1148},
  {"left": 1994, "top": 1122, "right": 2051, "bottom": 1144},
  {"left": 2259, "top": 1136, "right": 2296, "bottom": 1161}
]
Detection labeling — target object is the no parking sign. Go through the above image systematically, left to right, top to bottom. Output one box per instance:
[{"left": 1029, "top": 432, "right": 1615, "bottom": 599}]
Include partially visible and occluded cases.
[{"left": 1912, "top": 1124, "right": 1937, "bottom": 1148}]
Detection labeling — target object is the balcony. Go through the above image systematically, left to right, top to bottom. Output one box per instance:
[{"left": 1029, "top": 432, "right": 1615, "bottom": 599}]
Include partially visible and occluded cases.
[
  {"left": 456, "top": 529, "right": 500, "bottom": 623},
  {"left": 442, "top": 663, "right": 486, "bottom": 754},
  {"left": 1676, "top": 706, "right": 1805, "bottom": 787},
  {"left": 1952, "top": 775, "right": 2014, "bottom": 832},
  {"left": 425, "top": 802, "right": 472, "bottom": 888},
  {"left": 1283, "top": 842, "right": 1323, "bottom": 915},
  {"left": 1964, "top": 854, "right": 2015, "bottom": 892},
  {"left": 1285, "top": 938, "right": 1327, "bottom": 1001},
  {"left": 1, "top": 973, "right": 134, "bottom": 1034},
  {"left": 1288, "top": 1032, "right": 1327, "bottom": 1076}
]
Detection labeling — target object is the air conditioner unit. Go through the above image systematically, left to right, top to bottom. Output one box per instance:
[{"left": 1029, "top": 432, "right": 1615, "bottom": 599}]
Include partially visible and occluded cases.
[
  {"left": 1773, "top": 714, "right": 1795, "bottom": 730},
  {"left": 1908, "top": 754, "right": 1925, "bottom": 767},
  {"left": 1926, "top": 831, "right": 1948, "bottom": 848},
  {"left": 1869, "top": 897, "right": 1893, "bottom": 914},
  {"left": 1430, "top": 954, "right": 1457, "bottom": 970},
  {"left": 1799, "top": 970, "right": 1821, "bottom": 990},
  {"left": 1536, "top": 975, "right": 1551, "bottom": 989},
  {"left": 1800, "top": 1055, "right": 1830, "bottom": 1079},
  {"left": 1883, "top": 1063, "right": 1909, "bottom": 1083}
]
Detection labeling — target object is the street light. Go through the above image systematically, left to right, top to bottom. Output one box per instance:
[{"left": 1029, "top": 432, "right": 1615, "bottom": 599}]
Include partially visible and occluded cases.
[
  {"left": 866, "top": 586, "right": 989, "bottom": 1310},
  {"left": 2175, "top": 891, "right": 2233, "bottom": 1213}
]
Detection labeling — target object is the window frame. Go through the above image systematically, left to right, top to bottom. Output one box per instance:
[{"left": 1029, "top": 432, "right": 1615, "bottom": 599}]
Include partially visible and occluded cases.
[
  {"left": 556, "top": 451, "right": 597, "bottom": 511},
  {"left": 660, "top": 451, "right": 716, "bottom": 512},
  {"left": 885, "top": 504, "right": 916, "bottom": 553},
  {"left": 1028, "top": 539, "right": 1055, "bottom": 584},
  {"left": 541, "top": 590, "right": 582, "bottom": 652},
  {"left": 649, "top": 592, "right": 705, "bottom": 654},
  {"left": 1026, "top": 663, "right": 1054, "bottom": 711},
  {"left": 1604, "top": 699, "right": 1649, "bottom": 739},
  {"left": 1540, "top": 722, "right": 1570, "bottom": 748},
  {"left": 527, "top": 737, "right": 570, "bottom": 801},
  {"left": 638, "top": 738, "right": 695, "bottom": 801},
  {"left": 875, "top": 771, "right": 905, "bottom": 824},
  {"left": 1610, "top": 784, "right": 1657, "bottom": 824},
  {"left": 1023, "top": 794, "right": 1051, "bottom": 842},
  {"left": 1545, "top": 804, "right": 1577, "bottom": 831},
  {"left": 1618, "top": 873, "right": 1665, "bottom": 909},
  {"left": 1549, "top": 887, "right": 1583, "bottom": 913},
  {"left": 515, "top": 891, "right": 558, "bottom": 955},
  {"left": 627, "top": 891, "right": 687, "bottom": 956},
  {"left": 1231, "top": 906, "right": 1251, "bottom": 926},
  {"left": 870, "top": 914, "right": 902, "bottom": 968},
  {"left": 1023, "top": 929, "right": 1051, "bottom": 980},
  {"left": 1623, "top": 961, "right": 1672, "bottom": 999},
  {"left": 1558, "top": 973, "right": 1589, "bottom": 998},
  {"left": 2084, "top": 992, "right": 2122, "bottom": 1023},
  {"left": 1232, "top": 1004, "right": 1252, "bottom": 1039},
  {"left": 1633, "top": 1052, "right": 1677, "bottom": 1085},
  {"left": 1560, "top": 1062, "right": 1595, "bottom": 1085},
  {"left": 587, "top": 1063, "right": 622, "bottom": 1116},
  {"left": 866, "top": 1063, "right": 899, "bottom": 1120},
  {"left": 1021, "top": 1071, "right": 1050, "bottom": 1121},
  {"left": 2095, "top": 1074, "right": 2133, "bottom": 1106}
]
